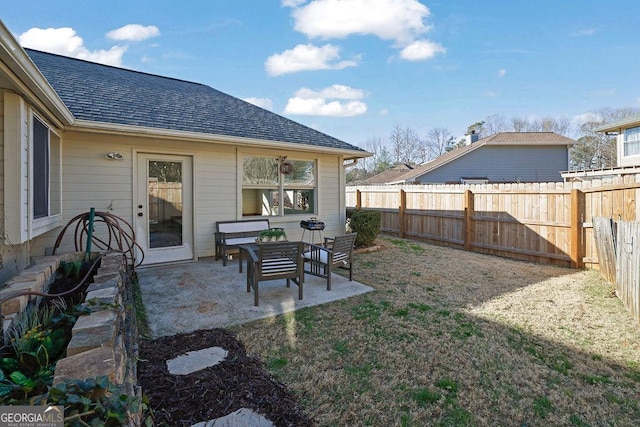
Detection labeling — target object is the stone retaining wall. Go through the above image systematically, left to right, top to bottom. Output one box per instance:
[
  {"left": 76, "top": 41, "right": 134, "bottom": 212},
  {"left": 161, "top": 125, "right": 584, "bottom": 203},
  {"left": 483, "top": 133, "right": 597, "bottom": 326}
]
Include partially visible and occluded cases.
[
  {"left": 1, "top": 251, "right": 140, "bottom": 412},
  {"left": 53, "top": 252, "right": 140, "bottom": 400}
]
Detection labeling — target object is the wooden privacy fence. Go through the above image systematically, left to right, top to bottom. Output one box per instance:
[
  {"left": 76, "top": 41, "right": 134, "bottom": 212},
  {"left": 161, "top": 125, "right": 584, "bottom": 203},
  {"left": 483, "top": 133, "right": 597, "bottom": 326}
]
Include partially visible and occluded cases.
[
  {"left": 346, "top": 175, "right": 640, "bottom": 268},
  {"left": 593, "top": 217, "right": 640, "bottom": 324}
]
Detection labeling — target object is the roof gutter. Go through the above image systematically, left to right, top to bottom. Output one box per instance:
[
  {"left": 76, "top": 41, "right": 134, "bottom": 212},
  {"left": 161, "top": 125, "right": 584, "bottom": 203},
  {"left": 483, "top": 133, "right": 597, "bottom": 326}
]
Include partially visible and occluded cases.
[
  {"left": 0, "top": 20, "right": 74, "bottom": 126},
  {"left": 594, "top": 113, "right": 640, "bottom": 133},
  {"left": 71, "top": 119, "right": 372, "bottom": 159}
]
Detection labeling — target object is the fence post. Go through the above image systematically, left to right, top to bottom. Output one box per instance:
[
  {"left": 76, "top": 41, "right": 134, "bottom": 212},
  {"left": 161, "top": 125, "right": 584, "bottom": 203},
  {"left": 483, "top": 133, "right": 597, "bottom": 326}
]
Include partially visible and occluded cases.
[
  {"left": 399, "top": 189, "right": 406, "bottom": 238},
  {"left": 464, "top": 189, "right": 474, "bottom": 251},
  {"left": 570, "top": 189, "right": 585, "bottom": 268},
  {"left": 356, "top": 190, "right": 362, "bottom": 210}
]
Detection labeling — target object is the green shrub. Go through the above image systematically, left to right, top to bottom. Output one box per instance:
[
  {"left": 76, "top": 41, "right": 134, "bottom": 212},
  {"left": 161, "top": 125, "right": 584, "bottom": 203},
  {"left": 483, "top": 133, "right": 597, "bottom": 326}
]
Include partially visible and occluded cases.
[{"left": 347, "top": 209, "right": 381, "bottom": 247}]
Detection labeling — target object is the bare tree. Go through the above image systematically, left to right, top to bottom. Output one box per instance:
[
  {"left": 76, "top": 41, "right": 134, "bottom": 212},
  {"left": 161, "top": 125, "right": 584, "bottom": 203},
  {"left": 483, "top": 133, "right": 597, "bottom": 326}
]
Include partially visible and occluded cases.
[
  {"left": 570, "top": 107, "right": 639, "bottom": 169},
  {"left": 483, "top": 114, "right": 508, "bottom": 136},
  {"left": 510, "top": 116, "right": 528, "bottom": 132},
  {"left": 389, "top": 124, "right": 421, "bottom": 164},
  {"left": 424, "top": 127, "right": 454, "bottom": 160}
]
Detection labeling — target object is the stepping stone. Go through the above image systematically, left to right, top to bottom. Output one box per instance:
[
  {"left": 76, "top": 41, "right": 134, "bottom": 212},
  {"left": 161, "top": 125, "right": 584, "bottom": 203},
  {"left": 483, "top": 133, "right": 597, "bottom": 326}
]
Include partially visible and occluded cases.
[
  {"left": 166, "top": 346, "right": 228, "bottom": 375},
  {"left": 191, "top": 408, "right": 273, "bottom": 427}
]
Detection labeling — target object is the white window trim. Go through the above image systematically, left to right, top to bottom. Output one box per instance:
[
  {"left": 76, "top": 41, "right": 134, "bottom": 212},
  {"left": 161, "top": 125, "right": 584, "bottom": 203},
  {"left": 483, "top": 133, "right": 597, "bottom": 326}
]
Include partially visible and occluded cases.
[{"left": 3, "top": 93, "right": 62, "bottom": 244}]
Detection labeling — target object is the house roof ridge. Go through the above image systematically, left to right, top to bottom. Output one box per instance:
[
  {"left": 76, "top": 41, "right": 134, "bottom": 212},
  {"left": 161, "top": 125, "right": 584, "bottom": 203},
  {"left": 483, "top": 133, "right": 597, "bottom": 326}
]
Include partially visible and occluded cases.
[{"left": 24, "top": 48, "right": 208, "bottom": 88}]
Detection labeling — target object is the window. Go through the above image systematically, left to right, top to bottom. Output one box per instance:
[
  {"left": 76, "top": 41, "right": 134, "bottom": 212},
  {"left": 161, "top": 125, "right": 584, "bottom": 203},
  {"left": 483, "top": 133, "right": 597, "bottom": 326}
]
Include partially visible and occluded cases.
[
  {"left": 31, "top": 115, "right": 61, "bottom": 231},
  {"left": 33, "top": 117, "right": 49, "bottom": 218},
  {"left": 623, "top": 126, "right": 640, "bottom": 157},
  {"left": 242, "top": 155, "right": 316, "bottom": 217}
]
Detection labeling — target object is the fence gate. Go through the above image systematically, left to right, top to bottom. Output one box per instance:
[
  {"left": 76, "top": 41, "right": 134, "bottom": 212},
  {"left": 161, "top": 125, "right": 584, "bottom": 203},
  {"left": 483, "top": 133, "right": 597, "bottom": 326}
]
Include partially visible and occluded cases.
[{"left": 592, "top": 217, "right": 616, "bottom": 284}]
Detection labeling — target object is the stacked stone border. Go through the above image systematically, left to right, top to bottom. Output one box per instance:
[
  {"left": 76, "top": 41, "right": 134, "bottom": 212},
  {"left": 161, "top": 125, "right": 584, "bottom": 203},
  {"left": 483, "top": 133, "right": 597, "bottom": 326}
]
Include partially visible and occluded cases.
[{"left": 1, "top": 251, "right": 140, "bottom": 423}]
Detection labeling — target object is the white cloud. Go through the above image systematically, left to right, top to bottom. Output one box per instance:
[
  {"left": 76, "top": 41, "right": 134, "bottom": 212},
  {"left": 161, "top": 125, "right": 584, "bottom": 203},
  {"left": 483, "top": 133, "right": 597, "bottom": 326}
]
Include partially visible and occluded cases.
[
  {"left": 281, "top": 0, "right": 306, "bottom": 6},
  {"left": 283, "top": 0, "right": 444, "bottom": 62},
  {"left": 289, "top": 0, "right": 431, "bottom": 44},
  {"left": 106, "top": 24, "right": 160, "bottom": 42},
  {"left": 18, "top": 27, "right": 127, "bottom": 66},
  {"left": 570, "top": 28, "right": 595, "bottom": 37},
  {"left": 399, "top": 39, "right": 446, "bottom": 61},
  {"left": 265, "top": 43, "right": 358, "bottom": 76},
  {"left": 498, "top": 69, "right": 507, "bottom": 77},
  {"left": 284, "top": 84, "right": 367, "bottom": 117},
  {"left": 296, "top": 84, "right": 365, "bottom": 100},
  {"left": 482, "top": 90, "right": 498, "bottom": 98},
  {"left": 243, "top": 97, "right": 274, "bottom": 110},
  {"left": 379, "top": 109, "right": 389, "bottom": 116},
  {"left": 573, "top": 112, "right": 601, "bottom": 125}
]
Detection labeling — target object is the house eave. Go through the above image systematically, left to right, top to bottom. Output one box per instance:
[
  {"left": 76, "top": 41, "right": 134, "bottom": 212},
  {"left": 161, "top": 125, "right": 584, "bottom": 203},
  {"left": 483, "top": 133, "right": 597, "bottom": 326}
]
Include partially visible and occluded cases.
[
  {"left": 0, "top": 21, "right": 74, "bottom": 126},
  {"left": 594, "top": 113, "right": 640, "bottom": 133},
  {"left": 71, "top": 119, "right": 372, "bottom": 159}
]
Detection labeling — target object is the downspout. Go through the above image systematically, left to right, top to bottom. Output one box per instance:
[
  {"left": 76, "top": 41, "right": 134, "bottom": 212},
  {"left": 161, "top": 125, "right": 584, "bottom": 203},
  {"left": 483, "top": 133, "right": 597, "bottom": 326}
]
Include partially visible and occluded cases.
[{"left": 343, "top": 158, "right": 359, "bottom": 169}]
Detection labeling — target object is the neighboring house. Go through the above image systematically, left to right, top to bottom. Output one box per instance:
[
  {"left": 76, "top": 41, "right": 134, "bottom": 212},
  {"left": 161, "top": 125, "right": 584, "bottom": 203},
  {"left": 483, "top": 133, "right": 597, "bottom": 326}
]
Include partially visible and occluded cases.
[
  {"left": 0, "top": 21, "right": 369, "bottom": 279},
  {"left": 562, "top": 113, "right": 640, "bottom": 182},
  {"left": 390, "top": 132, "right": 575, "bottom": 184},
  {"left": 361, "top": 163, "right": 415, "bottom": 185}
]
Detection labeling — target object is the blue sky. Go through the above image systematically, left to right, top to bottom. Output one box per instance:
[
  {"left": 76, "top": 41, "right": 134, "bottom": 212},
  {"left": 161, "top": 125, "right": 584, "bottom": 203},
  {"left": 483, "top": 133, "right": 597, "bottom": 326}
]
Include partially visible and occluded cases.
[{"left": 2, "top": 0, "right": 639, "bottom": 148}]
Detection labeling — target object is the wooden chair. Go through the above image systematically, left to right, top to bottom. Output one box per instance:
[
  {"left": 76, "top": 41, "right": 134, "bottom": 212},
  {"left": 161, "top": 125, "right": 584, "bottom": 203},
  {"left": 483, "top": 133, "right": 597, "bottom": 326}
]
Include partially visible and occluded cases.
[
  {"left": 304, "top": 233, "right": 357, "bottom": 290},
  {"left": 246, "top": 241, "right": 304, "bottom": 306}
]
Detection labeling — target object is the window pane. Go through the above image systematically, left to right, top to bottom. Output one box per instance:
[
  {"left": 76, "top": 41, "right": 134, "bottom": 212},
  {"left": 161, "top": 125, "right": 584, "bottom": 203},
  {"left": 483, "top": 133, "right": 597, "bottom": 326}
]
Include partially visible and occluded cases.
[
  {"left": 33, "top": 117, "right": 49, "bottom": 219},
  {"left": 624, "top": 126, "right": 640, "bottom": 156},
  {"left": 49, "top": 132, "right": 61, "bottom": 216},
  {"left": 625, "top": 141, "right": 640, "bottom": 156},
  {"left": 243, "top": 156, "right": 278, "bottom": 185},
  {"left": 148, "top": 160, "right": 183, "bottom": 248},
  {"left": 284, "top": 160, "right": 315, "bottom": 186},
  {"left": 242, "top": 189, "right": 278, "bottom": 216},
  {"left": 284, "top": 189, "right": 314, "bottom": 215}
]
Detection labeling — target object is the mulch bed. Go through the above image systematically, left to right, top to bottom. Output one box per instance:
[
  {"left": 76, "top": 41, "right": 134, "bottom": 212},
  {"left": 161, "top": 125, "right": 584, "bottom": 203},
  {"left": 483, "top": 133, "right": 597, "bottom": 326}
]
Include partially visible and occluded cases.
[{"left": 138, "top": 328, "right": 315, "bottom": 426}]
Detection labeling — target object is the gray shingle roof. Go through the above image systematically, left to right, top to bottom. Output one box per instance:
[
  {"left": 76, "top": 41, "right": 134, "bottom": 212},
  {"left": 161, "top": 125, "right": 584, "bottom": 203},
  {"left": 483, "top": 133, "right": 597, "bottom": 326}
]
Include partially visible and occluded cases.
[{"left": 26, "top": 49, "right": 367, "bottom": 154}]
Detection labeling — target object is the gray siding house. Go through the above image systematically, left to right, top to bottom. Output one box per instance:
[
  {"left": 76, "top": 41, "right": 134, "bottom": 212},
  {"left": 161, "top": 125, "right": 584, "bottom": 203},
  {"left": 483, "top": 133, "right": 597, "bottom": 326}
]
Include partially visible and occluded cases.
[{"left": 391, "top": 132, "right": 575, "bottom": 184}]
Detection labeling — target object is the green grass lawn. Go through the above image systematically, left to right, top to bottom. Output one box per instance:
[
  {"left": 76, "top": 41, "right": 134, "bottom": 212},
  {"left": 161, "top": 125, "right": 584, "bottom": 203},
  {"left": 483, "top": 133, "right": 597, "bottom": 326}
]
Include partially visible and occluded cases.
[{"left": 231, "top": 237, "right": 640, "bottom": 426}]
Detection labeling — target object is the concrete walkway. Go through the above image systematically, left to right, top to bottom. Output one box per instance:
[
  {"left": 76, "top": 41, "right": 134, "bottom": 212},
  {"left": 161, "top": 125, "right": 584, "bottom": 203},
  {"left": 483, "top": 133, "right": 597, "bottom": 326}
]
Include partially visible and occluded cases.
[{"left": 137, "top": 256, "right": 374, "bottom": 338}]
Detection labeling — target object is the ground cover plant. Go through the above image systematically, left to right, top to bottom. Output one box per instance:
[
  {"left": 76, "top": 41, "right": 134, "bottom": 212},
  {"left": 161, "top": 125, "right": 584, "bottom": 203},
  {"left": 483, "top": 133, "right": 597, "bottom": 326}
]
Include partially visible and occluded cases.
[{"left": 229, "top": 237, "right": 640, "bottom": 426}]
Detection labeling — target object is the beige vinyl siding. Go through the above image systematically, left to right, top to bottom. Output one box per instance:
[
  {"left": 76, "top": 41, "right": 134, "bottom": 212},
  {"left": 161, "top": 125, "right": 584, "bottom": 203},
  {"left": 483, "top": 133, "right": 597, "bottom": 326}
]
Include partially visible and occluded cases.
[
  {"left": 0, "top": 90, "right": 4, "bottom": 226},
  {"left": 1, "top": 91, "right": 30, "bottom": 283},
  {"left": 31, "top": 128, "right": 349, "bottom": 260},
  {"left": 316, "top": 154, "right": 345, "bottom": 239}
]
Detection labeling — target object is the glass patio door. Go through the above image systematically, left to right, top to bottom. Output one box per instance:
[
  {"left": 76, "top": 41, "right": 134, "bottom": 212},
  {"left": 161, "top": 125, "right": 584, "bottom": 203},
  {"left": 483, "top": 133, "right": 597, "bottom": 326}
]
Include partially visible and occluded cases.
[{"left": 135, "top": 153, "right": 193, "bottom": 265}]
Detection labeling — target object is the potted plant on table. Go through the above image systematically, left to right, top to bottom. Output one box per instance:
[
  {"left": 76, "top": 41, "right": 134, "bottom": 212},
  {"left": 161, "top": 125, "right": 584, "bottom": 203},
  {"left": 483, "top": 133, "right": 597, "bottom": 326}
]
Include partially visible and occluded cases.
[{"left": 259, "top": 229, "right": 287, "bottom": 242}]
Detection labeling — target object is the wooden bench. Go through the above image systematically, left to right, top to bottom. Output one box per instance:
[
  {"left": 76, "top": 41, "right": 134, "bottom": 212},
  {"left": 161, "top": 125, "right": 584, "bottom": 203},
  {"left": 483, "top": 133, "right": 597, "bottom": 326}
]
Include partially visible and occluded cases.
[{"left": 215, "top": 219, "right": 271, "bottom": 266}]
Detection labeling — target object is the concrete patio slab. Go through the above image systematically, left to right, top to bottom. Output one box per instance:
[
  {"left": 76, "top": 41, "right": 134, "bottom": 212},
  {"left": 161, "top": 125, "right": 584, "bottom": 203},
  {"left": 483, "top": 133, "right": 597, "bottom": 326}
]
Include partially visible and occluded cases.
[{"left": 137, "top": 256, "right": 374, "bottom": 338}]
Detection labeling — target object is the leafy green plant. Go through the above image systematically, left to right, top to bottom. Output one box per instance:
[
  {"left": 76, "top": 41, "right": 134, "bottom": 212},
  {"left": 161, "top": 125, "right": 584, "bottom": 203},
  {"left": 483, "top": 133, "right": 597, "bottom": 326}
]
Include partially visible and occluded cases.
[
  {"left": 347, "top": 209, "right": 381, "bottom": 247},
  {"left": 260, "top": 228, "right": 287, "bottom": 241},
  {"left": 59, "top": 259, "right": 84, "bottom": 279},
  {"left": 0, "top": 300, "right": 89, "bottom": 403},
  {"left": 33, "top": 376, "right": 149, "bottom": 426}
]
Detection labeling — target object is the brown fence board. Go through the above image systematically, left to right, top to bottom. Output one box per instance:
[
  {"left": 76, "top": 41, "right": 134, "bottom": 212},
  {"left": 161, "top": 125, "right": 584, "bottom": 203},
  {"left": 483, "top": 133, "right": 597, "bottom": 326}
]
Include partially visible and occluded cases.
[
  {"left": 347, "top": 176, "right": 640, "bottom": 268},
  {"left": 593, "top": 217, "right": 616, "bottom": 284},
  {"left": 615, "top": 221, "right": 640, "bottom": 323}
]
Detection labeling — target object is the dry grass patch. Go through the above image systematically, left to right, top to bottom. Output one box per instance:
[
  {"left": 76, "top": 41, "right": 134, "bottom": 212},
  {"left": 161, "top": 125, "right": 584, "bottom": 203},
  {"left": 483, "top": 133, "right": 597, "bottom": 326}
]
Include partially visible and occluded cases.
[{"left": 231, "top": 237, "right": 640, "bottom": 426}]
